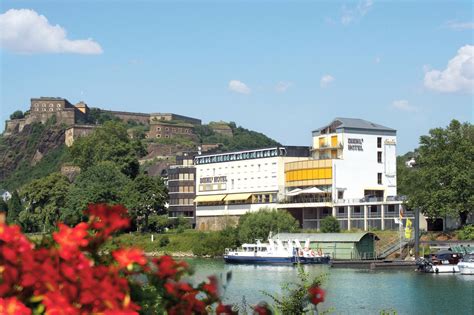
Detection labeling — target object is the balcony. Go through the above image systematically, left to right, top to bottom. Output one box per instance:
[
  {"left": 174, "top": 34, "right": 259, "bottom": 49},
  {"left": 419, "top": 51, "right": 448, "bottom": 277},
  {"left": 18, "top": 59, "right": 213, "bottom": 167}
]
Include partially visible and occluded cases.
[{"left": 311, "top": 142, "right": 343, "bottom": 151}]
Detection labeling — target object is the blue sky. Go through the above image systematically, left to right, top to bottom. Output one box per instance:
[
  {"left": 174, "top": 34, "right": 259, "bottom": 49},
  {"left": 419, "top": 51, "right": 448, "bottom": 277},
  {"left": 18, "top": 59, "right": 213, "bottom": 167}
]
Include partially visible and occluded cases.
[{"left": 1, "top": 0, "right": 473, "bottom": 154}]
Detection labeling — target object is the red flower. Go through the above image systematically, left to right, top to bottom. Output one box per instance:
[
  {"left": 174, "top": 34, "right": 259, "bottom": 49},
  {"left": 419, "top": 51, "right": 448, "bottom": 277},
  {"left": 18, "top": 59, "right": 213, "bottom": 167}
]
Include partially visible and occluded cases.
[
  {"left": 86, "top": 204, "right": 130, "bottom": 237},
  {"left": 53, "top": 223, "right": 89, "bottom": 259},
  {"left": 113, "top": 248, "right": 147, "bottom": 270},
  {"left": 153, "top": 255, "right": 188, "bottom": 280},
  {"left": 202, "top": 275, "right": 219, "bottom": 299},
  {"left": 308, "top": 285, "right": 325, "bottom": 305},
  {"left": 0, "top": 297, "right": 31, "bottom": 315},
  {"left": 253, "top": 302, "right": 273, "bottom": 315},
  {"left": 216, "top": 303, "right": 236, "bottom": 315}
]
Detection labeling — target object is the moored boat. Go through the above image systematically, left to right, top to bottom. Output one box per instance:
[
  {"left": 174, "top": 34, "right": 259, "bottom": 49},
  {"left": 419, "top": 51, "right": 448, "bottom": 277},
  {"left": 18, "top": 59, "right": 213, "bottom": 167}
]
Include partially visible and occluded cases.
[
  {"left": 224, "top": 239, "right": 330, "bottom": 265},
  {"left": 416, "top": 250, "right": 461, "bottom": 273},
  {"left": 457, "top": 253, "right": 474, "bottom": 275}
]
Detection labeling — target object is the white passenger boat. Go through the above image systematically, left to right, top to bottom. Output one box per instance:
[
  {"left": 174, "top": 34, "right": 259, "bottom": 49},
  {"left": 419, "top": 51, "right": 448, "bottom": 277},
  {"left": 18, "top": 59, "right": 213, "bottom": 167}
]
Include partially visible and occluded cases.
[
  {"left": 224, "top": 239, "right": 330, "bottom": 265},
  {"left": 457, "top": 253, "right": 474, "bottom": 275}
]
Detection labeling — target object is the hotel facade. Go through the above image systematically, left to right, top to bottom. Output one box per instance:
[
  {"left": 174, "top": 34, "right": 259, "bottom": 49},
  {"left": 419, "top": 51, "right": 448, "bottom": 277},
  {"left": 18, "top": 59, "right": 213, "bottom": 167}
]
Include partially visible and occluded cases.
[
  {"left": 191, "top": 118, "right": 420, "bottom": 231},
  {"left": 280, "top": 118, "right": 415, "bottom": 231},
  {"left": 194, "top": 146, "right": 309, "bottom": 230}
]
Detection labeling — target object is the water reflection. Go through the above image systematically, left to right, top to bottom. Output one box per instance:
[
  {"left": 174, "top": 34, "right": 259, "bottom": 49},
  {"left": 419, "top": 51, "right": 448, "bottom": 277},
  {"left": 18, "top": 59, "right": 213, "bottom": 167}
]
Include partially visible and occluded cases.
[{"left": 184, "top": 258, "right": 474, "bottom": 315}]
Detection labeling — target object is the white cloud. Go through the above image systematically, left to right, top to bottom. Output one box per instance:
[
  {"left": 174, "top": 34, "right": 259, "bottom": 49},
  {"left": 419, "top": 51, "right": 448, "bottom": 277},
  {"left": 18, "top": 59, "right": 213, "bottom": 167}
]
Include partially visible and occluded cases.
[
  {"left": 341, "top": 0, "right": 373, "bottom": 25},
  {"left": 0, "top": 9, "right": 103, "bottom": 54},
  {"left": 445, "top": 21, "right": 474, "bottom": 30},
  {"left": 424, "top": 45, "right": 474, "bottom": 93},
  {"left": 320, "top": 75, "right": 335, "bottom": 88},
  {"left": 228, "top": 80, "right": 251, "bottom": 94},
  {"left": 275, "top": 81, "right": 292, "bottom": 93},
  {"left": 392, "top": 100, "right": 417, "bottom": 112}
]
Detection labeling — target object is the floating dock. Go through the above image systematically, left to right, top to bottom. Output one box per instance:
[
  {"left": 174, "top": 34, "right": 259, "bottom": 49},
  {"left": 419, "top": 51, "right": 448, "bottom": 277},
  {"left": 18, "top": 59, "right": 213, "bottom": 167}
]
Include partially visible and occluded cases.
[{"left": 331, "top": 260, "right": 417, "bottom": 269}]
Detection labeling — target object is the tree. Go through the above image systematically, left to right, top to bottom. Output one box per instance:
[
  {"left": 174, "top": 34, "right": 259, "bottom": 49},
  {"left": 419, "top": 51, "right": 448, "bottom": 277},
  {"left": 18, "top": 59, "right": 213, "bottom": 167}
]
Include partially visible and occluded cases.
[
  {"left": 9, "top": 110, "right": 24, "bottom": 120},
  {"left": 405, "top": 120, "right": 474, "bottom": 226},
  {"left": 69, "top": 121, "right": 146, "bottom": 178},
  {"left": 63, "top": 162, "right": 131, "bottom": 225},
  {"left": 20, "top": 173, "right": 71, "bottom": 232},
  {"left": 122, "top": 174, "right": 168, "bottom": 231},
  {"left": 7, "top": 191, "right": 22, "bottom": 225},
  {"left": 0, "top": 198, "right": 8, "bottom": 215},
  {"left": 237, "top": 208, "right": 299, "bottom": 243},
  {"left": 320, "top": 216, "right": 340, "bottom": 233}
]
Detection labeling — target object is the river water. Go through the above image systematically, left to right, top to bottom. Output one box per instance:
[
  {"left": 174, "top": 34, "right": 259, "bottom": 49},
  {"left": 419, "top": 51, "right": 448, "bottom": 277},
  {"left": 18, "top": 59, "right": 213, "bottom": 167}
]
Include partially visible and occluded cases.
[{"left": 183, "top": 258, "right": 473, "bottom": 315}]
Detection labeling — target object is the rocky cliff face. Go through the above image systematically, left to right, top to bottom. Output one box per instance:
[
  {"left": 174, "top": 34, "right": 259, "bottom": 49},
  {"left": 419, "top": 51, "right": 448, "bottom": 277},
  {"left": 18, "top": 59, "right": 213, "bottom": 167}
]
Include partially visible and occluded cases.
[{"left": 0, "top": 123, "right": 65, "bottom": 185}]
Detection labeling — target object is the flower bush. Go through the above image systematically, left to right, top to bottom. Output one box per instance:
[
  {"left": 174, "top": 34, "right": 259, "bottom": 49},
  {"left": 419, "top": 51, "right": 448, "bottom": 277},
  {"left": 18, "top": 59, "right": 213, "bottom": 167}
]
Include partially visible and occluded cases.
[{"left": 0, "top": 203, "right": 326, "bottom": 314}]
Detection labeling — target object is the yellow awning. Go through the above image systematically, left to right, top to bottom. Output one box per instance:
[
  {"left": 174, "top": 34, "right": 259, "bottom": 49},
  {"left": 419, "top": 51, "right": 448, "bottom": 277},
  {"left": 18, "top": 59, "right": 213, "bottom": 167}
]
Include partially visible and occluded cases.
[
  {"left": 224, "top": 193, "right": 252, "bottom": 201},
  {"left": 194, "top": 194, "right": 227, "bottom": 203}
]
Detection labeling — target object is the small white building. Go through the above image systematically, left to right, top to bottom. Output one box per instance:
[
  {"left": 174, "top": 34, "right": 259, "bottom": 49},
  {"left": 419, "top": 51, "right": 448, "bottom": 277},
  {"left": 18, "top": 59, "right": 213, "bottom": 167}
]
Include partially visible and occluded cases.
[{"left": 194, "top": 146, "right": 309, "bottom": 230}]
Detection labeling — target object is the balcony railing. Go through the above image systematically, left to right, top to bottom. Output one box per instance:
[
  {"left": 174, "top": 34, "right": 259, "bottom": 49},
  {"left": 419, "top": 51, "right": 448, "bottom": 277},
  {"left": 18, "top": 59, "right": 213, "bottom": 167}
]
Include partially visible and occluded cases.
[
  {"left": 312, "top": 142, "right": 343, "bottom": 151},
  {"left": 279, "top": 196, "right": 332, "bottom": 204}
]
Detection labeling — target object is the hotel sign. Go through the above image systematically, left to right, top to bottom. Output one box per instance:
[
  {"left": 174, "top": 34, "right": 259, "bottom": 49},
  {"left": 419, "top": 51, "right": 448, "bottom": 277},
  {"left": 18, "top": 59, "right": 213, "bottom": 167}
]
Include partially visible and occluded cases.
[
  {"left": 348, "top": 138, "right": 364, "bottom": 151},
  {"left": 200, "top": 176, "right": 227, "bottom": 184}
]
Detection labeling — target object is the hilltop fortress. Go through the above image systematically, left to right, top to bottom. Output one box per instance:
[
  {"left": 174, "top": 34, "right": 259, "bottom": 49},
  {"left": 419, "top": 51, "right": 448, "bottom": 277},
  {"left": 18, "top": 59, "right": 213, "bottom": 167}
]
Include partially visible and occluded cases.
[{"left": 4, "top": 97, "right": 202, "bottom": 146}]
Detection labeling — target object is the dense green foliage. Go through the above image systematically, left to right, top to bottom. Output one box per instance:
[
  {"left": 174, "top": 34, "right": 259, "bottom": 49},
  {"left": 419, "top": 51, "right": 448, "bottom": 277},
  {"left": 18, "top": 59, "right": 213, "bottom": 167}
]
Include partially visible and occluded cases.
[
  {"left": 9, "top": 110, "right": 25, "bottom": 120},
  {"left": 403, "top": 120, "right": 473, "bottom": 226},
  {"left": 69, "top": 121, "right": 146, "bottom": 178},
  {"left": 194, "top": 121, "right": 280, "bottom": 152},
  {"left": 62, "top": 162, "right": 130, "bottom": 225},
  {"left": 19, "top": 173, "right": 71, "bottom": 232},
  {"left": 122, "top": 174, "right": 168, "bottom": 231},
  {"left": 6, "top": 191, "right": 22, "bottom": 225},
  {"left": 0, "top": 198, "right": 8, "bottom": 213},
  {"left": 238, "top": 208, "right": 299, "bottom": 243},
  {"left": 320, "top": 216, "right": 341, "bottom": 233},
  {"left": 457, "top": 225, "right": 474, "bottom": 240},
  {"left": 193, "top": 227, "right": 240, "bottom": 257}
]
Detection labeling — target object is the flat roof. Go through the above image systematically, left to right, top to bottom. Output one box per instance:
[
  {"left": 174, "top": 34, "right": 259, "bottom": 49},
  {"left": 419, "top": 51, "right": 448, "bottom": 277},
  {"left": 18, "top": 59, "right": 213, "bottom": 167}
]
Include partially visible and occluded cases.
[{"left": 272, "top": 232, "right": 380, "bottom": 242}]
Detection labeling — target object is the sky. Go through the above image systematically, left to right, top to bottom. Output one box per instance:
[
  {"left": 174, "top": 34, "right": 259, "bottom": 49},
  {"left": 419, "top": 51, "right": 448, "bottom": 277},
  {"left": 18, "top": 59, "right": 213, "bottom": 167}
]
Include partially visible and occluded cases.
[{"left": 0, "top": 0, "right": 473, "bottom": 154}]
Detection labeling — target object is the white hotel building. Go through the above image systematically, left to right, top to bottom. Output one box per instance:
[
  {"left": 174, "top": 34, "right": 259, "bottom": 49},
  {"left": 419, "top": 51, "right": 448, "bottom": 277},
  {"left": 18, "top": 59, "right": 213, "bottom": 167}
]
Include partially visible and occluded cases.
[
  {"left": 194, "top": 118, "right": 418, "bottom": 231},
  {"left": 194, "top": 146, "right": 309, "bottom": 230}
]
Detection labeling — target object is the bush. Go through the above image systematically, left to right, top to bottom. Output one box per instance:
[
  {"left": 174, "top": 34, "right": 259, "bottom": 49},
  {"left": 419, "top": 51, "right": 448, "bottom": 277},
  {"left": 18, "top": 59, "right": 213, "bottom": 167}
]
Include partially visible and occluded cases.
[
  {"left": 9, "top": 110, "right": 24, "bottom": 120},
  {"left": 238, "top": 208, "right": 299, "bottom": 243},
  {"left": 148, "top": 215, "right": 171, "bottom": 233},
  {"left": 320, "top": 216, "right": 340, "bottom": 233},
  {"left": 457, "top": 224, "right": 474, "bottom": 240},
  {"left": 193, "top": 227, "right": 239, "bottom": 257},
  {"left": 159, "top": 236, "right": 170, "bottom": 247}
]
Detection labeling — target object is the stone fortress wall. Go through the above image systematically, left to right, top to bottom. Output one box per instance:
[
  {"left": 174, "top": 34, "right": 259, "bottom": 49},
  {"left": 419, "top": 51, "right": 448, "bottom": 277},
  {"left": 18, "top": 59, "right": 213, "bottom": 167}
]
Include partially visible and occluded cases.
[{"left": 3, "top": 97, "right": 203, "bottom": 146}]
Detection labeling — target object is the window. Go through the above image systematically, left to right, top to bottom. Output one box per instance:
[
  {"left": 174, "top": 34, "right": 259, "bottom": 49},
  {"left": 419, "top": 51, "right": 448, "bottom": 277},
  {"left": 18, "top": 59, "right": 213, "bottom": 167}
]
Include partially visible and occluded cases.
[
  {"left": 156, "top": 127, "right": 161, "bottom": 131},
  {"left": 165, "top": 127, "right": 169, "bottom": 131},
  {"left": 156, "top": 134, "right": 161, "bottom": 138},
  {"left": 377, "top": 137, "right": 382, "bottom": 148},
  {"left": 377, "top": 152, "right": 382, "bottom": 163},
  {"left": 377, "top": 173, "right": 382, "bottom": 184},
  {"left": 337, "top": 190, "right": 344, "bottom": 199},
  {"left": 371, "top": 205, "right": 378, "bottom": 213},
  {"left": 388, "top": 205, "right": 395, "bottom": 212},
  {"left": 354, "top": 206, "right": 361, "bottom": 214},
  {"left": 338, "top": 207, "right": 345, "bottom": 214}
]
